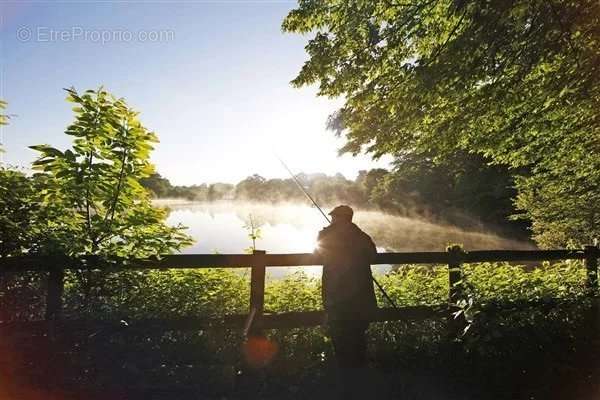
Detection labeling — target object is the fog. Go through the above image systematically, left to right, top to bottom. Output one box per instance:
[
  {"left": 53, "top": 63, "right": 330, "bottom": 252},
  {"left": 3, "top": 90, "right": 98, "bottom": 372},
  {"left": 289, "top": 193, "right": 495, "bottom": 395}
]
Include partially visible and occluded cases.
[{"left": 157, "top": 200, "right": 534, "bottom": 254}]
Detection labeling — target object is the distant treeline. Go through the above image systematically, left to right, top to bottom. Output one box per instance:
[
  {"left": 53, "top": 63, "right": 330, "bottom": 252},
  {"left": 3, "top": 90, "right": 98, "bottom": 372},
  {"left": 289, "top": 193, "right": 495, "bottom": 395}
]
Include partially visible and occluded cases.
[{"left": 142, "top": 151, "right": 529, "bottom": 237}]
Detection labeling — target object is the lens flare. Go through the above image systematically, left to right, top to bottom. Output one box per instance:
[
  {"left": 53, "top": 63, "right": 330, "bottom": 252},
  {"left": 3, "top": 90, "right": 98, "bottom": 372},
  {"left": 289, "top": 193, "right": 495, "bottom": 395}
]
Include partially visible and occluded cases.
[{"left": 242, "top": 335, "right": 278, "bottom": 368}]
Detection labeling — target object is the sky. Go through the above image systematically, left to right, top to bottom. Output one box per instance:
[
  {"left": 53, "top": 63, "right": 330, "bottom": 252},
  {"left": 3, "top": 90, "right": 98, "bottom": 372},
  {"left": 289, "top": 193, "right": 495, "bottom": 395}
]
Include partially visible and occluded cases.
[{"left": 0, "top": 1, "right": 391, "bottom": 185}]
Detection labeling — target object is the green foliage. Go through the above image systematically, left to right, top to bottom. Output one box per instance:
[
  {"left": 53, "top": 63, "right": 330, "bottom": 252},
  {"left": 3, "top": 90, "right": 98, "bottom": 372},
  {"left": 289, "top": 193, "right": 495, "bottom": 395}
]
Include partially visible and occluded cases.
[
  {"left": 283, "top": 0, "right": 600, "bottom": 247},
  {"left": 29, "top": 88, "right": 192, "bottom": 257},
  {"left": 371, "top": 151, "right": 526, "bottom": 234},
  {"left": 356, "top": 168, "right": 388, "bottom": 201},
  {"left": 0, "top": 169, "right": 40, "bottom": 256},
  {"left": 514, "top": 169, "right": 600, "bottom": 248},
  {"left": 139, "top": 172, "right": 173, "bottom": 198},
  {"left": 139, "top": 172, "right": 234, "bottom": 201},
  {"left": 235, "top": 174, "right": 267, "bottom": 201},
  {"left": 243, "top": 214, "right": 263, "bottom": 253},
  {"left": 463, "top": 260, "right": 586, "bottom": 303},
  {"left": 3, "top": 261, "right": 594, "bottom": 397},
  {"left": 51, "top": 261, "right": 588, "bottom": 318},
  {"left": 377, "top": 266, "right": 448, "bottom": 307},
  {"left": 62, "top": 269, "right": 250, "bottom": 318},
  {"left": 0, "top": 271, "right": 46, "bottom": 321},
  {"left": 265, "top": 272, "right": 322, "bottom": 312}
]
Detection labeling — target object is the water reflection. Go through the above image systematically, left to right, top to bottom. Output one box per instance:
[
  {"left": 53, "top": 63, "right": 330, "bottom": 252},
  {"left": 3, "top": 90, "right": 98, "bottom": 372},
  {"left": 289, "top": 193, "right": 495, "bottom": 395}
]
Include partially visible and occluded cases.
[{"left": 159, "top": 200, "right": 534, "bottom": 277}]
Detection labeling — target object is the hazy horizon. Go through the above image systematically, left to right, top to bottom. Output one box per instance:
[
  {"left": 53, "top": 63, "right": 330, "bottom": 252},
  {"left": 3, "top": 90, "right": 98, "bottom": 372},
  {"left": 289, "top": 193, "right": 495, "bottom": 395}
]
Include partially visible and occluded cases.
[
  {"left": 150, "top": 169, "right": 383, "bottom": 186},
  {"left": 156, "top": 199, "right": 535, "bottom": 252}
]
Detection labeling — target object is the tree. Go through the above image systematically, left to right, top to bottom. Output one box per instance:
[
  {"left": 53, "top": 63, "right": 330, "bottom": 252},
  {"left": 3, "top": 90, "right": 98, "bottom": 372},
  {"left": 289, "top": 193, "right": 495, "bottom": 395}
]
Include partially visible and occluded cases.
[
  {"left": 283, "top": 0, "right": 600, "bottom": 247},
  {"left": 30, "top": 88, "right": 192, "bottom": 258},
  {"left": 0, "top": 101, "right": 41, "bottom": 257},
  {"left": 369, "top": 152, "right": 527, "bottom": 235},
  {"left": 514, "top": 167, "right": 600, "bottom": 247},
  {"left": 356, "top": 168, "right": 389, "bottom": 202},
  {"left": 0, "top": 171, "right": 39, "bottom": 257},
  {"left": 140, "top": 172, "right": 173, "bottom": 198},
  {"left": 235, "top": 174, "right": 267, "bottom": 201},
  {"left": 207, "top": 183, "right": 235, "bottom": 201}
]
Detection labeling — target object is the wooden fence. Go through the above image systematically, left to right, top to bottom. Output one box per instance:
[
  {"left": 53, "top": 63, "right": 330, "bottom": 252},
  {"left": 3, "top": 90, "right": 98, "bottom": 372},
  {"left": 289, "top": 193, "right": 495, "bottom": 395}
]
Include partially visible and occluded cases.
[{"left": 0, "top": 246, "right": 598, "bottom": 335}]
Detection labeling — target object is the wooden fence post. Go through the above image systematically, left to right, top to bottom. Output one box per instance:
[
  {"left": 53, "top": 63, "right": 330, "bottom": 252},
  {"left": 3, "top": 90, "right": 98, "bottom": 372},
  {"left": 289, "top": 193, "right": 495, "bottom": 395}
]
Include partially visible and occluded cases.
[
  {"left": 447, "top": 245, "right": 465, "bottom": 338},
  {"left": 448, "top": 245, "right": 464, "bottom": 304},
  {"left": 583, "top": 245, "right": 600, "bottom": 344},
  {"left": 585, "top": 245, "right": 599, "bottom": 293},
  {"left": 248, "top": 250, "right": 266, "bottom": 334},
  {"left": 45, "top": 266, "right": 64, "bottom": 321}
]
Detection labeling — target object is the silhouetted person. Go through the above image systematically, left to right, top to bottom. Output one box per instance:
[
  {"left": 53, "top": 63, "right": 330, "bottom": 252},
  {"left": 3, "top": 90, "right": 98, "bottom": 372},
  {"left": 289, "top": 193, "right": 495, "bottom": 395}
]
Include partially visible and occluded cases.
[{"left": 315, "top": 205, "right": 377, "bottom": 395}]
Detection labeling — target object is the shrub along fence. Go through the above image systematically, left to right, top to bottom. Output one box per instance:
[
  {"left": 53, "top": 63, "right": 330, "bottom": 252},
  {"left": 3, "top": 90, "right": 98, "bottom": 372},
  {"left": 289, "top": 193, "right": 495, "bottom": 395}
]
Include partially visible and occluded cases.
[{"left": 0, "top": 246, "right": 598, "bottom": 335}]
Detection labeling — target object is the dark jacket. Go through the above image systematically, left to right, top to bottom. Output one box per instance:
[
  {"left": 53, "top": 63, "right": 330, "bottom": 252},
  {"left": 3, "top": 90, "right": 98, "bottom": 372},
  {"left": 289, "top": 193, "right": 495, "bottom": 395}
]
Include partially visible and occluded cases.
[{"left": 316, "top": 222, "right": 377, "bottom": 321}]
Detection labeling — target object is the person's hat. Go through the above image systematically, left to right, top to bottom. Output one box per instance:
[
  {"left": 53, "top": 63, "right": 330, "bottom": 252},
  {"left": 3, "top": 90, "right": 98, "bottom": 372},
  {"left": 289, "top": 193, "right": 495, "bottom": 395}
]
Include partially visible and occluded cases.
[{"left": 328, "top": 205, "right": 353, "bottom": 218}]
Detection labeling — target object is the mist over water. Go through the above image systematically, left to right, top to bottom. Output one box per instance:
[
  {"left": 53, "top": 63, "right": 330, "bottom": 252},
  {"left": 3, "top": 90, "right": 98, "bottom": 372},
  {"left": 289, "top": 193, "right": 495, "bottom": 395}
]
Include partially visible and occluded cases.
[
  {"left": 157, "top": 200, "right": 533, "bottom": 278},
  {"left": 353, "top": 210, "right": 533, "bottom": 252}
]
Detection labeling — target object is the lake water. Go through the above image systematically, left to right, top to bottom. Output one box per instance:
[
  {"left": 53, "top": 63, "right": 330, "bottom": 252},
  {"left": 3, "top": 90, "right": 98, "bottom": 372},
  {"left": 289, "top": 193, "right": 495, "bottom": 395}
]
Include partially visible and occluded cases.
[{"left": 158, "top": 200, "right": 533, "bottom": 277}]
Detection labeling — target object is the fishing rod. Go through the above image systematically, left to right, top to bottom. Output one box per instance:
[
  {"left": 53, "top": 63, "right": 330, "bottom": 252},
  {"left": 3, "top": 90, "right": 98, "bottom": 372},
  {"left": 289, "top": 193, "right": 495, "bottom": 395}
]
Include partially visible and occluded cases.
[
  {"left": 276, "top": 156, "right": 399, "bottom": 310},
  {"left": 277, "top": 157, "right": 331, "bottom": 224}
]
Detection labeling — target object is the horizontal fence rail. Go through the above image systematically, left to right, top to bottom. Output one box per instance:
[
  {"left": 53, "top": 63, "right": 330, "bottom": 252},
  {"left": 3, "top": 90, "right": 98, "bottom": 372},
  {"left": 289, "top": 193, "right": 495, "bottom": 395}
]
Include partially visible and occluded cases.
[
  {"left": 0, "top": 247, "right": 598, "bottom": 335},
  {"left": 0, "top": 249, "right": 592, "bottom": 272}
]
